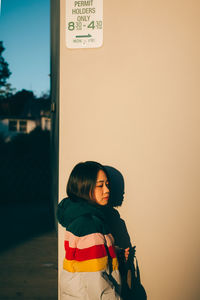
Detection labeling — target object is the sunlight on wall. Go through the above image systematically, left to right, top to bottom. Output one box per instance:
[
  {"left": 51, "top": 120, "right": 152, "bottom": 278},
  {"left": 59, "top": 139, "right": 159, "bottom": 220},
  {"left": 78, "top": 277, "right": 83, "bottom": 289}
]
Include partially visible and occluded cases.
[{"left": 52, "top": 1, "right": 200, "bottom": 299}]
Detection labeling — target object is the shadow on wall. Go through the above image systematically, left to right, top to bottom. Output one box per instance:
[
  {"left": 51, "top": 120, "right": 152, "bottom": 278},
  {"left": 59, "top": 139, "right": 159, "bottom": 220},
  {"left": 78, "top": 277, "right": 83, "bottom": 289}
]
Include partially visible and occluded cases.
[
  {"left": 0, "top": 128, "right": 55, "bottom": 252},
  {"left": 104, "top": 165, "right": 131, "bottom": 248},
  {"left": 105, "top": 166, "right": 147, "bottom": 300}
]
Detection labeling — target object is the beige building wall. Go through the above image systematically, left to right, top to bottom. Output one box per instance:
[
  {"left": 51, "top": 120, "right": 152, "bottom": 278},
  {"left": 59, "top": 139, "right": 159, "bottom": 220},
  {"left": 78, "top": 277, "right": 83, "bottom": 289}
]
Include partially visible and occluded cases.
[{"left": 52, "top": 0, "right": 200, "bottom": 299}]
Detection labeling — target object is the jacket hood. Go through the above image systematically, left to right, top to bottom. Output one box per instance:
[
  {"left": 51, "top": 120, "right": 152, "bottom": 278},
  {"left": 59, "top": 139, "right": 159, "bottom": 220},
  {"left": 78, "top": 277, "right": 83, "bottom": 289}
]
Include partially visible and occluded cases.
[{"left": 57, "top": 197, "right": 108, "bottom": 228}]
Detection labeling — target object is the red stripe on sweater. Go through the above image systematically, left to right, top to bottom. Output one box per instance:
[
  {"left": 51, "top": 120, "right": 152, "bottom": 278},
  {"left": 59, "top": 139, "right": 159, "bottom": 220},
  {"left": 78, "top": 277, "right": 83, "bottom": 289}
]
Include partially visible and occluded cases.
[{"left": 64, "top": 241, "right": 116, "bottom": 261}]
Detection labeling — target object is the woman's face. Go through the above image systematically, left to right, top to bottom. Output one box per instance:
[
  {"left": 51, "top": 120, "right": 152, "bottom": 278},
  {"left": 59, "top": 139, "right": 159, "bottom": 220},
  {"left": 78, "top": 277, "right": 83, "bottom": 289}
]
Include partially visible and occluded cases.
[{"left": 93, "top": 170, "right": 110, "bottom": 206}]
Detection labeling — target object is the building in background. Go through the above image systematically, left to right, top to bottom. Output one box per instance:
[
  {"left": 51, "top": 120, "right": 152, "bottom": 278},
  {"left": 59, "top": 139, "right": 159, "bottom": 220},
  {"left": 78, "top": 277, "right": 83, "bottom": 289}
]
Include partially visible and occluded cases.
[{"left": 0, "top": 89, "right": 51, "bottom": 141}]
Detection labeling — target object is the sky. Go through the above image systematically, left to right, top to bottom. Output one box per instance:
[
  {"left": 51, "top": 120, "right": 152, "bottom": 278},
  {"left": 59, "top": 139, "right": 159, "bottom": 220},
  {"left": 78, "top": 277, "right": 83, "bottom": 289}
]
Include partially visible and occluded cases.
[{"left": 0, "top": 0, "right": 50, "bottom": 97}]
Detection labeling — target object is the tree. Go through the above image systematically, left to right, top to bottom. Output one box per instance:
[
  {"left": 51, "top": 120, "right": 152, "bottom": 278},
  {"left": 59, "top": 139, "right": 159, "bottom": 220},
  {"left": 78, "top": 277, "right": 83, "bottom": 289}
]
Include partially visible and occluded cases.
[
  {"left": 0, "top": 41, "right": 12, "bottom": 98},
  {"left": 10, "top": 89, "right": 35, "bottom": 116}
]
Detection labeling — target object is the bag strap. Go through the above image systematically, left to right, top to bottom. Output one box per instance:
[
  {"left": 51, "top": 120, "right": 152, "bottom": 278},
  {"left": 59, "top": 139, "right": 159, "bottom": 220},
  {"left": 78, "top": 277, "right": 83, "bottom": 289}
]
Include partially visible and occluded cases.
[
  {"left": 91, "top": 214, "right": 113, "bottom": 275},
  {"left": 90, "top": 215, "right": 121, "bottom": 295},
  {"left": 102, "top": 237, "right": 121, "bottom": 296},
  {"left": 104, "top": 242, "right": 113, "bottom": 275},
  {"left": 129, "top": 255, "right": 141, "bottom": 289}
]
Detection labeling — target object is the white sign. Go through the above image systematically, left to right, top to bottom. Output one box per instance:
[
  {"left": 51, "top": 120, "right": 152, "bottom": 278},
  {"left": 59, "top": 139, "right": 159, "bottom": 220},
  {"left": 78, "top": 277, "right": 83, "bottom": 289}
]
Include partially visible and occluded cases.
[{"left": 66, "top": 0, "right": 103, "bottom": 49}]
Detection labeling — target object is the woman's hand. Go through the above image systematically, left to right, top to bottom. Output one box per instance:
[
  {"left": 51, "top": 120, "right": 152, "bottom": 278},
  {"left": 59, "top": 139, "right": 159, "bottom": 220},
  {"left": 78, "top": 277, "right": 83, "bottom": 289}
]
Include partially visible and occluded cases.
[
  {"left": 115, "top": 246, "right": 136, "bottom": 262},
  {"left": 124, "top": 246, "right": 136, "bottom": 261},
  {"left": 124, "top": 247, "right": 130, "bottom": 261}
]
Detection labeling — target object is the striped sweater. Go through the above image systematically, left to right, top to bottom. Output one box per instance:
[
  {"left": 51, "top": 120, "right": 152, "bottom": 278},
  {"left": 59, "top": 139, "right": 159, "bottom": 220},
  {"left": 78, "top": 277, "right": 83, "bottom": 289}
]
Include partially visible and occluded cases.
[{"left": 57, "top": 197, "right": 119, "bottom": 273}]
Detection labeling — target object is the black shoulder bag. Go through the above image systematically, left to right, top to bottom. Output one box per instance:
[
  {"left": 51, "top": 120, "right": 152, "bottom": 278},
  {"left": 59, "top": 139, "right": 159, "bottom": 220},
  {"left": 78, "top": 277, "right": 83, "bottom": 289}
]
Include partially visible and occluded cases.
[{"left": 125, "top": 254, "right": 147, "bottom": 300}]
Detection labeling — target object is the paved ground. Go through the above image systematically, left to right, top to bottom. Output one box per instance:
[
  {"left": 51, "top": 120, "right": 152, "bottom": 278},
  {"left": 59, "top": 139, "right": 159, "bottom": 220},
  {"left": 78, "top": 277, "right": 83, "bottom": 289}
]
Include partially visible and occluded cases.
[
  {"left": 0, "top": 204, "right": 58, "bottom": 300},
  {"left": 0, "top": 231, "right": 58, "bottom": 300}
]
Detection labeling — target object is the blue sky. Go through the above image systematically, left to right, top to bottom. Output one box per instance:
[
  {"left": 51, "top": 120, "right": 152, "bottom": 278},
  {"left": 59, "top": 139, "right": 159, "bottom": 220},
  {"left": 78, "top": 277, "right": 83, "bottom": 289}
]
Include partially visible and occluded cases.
[{"left": 0, "top": 0, "right": 50, "bottom": 96}]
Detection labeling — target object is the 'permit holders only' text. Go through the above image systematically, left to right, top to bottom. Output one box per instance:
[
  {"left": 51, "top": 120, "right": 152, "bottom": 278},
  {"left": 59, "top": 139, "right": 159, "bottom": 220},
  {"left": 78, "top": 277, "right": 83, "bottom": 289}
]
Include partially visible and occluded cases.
[{"left": 66, "top": 0, "right": 103, "bottom": 49}]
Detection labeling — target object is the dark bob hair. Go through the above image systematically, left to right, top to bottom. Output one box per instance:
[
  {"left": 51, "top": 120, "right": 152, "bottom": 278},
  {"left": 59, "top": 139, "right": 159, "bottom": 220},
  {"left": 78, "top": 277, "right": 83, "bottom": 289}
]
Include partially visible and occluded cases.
[{"left": 66, "top": 161, "right": 109, "bottom": 202}]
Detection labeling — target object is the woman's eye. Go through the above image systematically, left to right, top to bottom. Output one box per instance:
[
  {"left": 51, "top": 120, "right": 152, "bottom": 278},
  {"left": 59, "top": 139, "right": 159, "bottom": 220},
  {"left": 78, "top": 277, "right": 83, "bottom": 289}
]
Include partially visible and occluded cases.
[{"left": 96, "top": 185, "right": 103, "bottom": 188}]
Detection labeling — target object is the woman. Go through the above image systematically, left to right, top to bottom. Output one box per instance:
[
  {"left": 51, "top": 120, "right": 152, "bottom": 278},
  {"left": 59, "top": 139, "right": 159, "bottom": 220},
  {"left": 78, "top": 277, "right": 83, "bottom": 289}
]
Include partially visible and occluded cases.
[{"left": 57, "top": 161, "right": 129, "bottom": 300}]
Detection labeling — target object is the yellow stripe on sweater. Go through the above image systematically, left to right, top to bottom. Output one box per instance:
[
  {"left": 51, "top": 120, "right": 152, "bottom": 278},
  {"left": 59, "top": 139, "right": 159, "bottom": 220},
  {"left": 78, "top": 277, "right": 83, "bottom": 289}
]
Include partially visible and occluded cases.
[{"left": 63, "top": 257, "right": 119, "bottom": 273}]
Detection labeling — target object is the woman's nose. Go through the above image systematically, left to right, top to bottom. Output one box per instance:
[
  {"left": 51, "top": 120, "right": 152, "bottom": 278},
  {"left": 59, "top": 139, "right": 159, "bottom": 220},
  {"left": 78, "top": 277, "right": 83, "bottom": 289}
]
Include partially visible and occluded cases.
[{"left": 104, "top": 184, "right": 109, "bottom": 193}]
